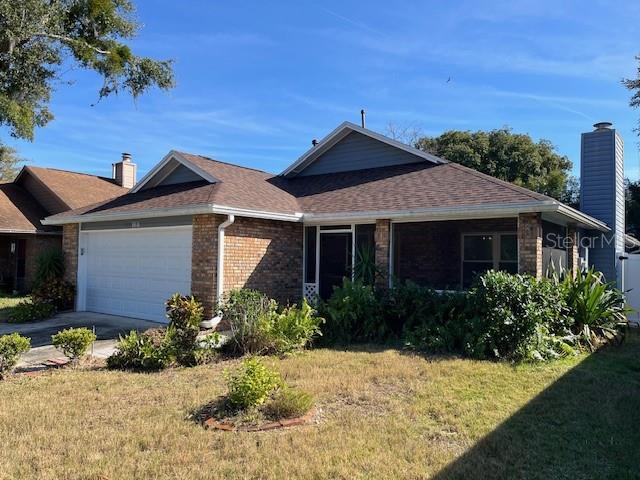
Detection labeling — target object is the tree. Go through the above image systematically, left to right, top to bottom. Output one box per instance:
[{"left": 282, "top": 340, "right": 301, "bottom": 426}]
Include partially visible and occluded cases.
[
  {"left": 0, "top": 0, "right": 175, "bottom": 141},
  {"left": 415, "top": 128, "right": 573, "bottom": 200},
  {"left": 0, "top": 143, "right": 22, "bottom": 182},
  {"left": 626, "top": 179, "right": 640, "bottom": 239}
]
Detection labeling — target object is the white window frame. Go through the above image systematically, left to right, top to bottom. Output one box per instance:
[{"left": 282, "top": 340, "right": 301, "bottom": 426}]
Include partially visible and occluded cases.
[{"left": 461, "top": 231, "right": 518, "bottom": 287}]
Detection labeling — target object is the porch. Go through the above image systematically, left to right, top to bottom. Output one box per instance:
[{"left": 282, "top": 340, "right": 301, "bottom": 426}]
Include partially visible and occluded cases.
[
  {"left": 303, "top": 213, "right": 580, "bottom": 300},
  {"left": 0, "top": 233, "right": 61, "bottom": 293}
]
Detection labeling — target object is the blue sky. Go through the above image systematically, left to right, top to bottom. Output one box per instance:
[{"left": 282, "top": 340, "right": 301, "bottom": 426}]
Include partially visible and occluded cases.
[{"left": 6, "top": 0, "right": 640, "bottom": 180}]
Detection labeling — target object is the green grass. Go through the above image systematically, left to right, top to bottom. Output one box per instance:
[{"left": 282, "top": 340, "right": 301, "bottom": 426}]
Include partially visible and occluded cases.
[
  {"left": 0, "top": 295, "right": 27, "bottom": 322},
  {"left": 0, "top": 332, "right": 638, "bottom": 479}
]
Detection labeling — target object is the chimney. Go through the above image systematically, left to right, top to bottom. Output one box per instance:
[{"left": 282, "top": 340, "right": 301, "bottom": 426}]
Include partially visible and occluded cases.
[
  {"left": 580, "top": 121, "right": 624, "bottom": 284},
  {"left": 112, "top": 152, "right": 137, "bottom": 189}
]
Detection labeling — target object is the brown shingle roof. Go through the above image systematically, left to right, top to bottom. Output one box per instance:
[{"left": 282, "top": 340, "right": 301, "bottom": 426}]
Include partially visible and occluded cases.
[
  {"left": 46, "top": 152, "right": 556, "bottom": 222},
  {"left": 25, "top": 166, "right": 128, "bottom": 210},
  {"left": 0, "top": 184, "right": 54, "bottom": 233}
]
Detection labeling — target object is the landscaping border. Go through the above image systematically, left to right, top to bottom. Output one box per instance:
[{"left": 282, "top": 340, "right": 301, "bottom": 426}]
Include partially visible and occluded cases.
[{"left": 203, "top": 407, "right": 317, "bottom": 432}]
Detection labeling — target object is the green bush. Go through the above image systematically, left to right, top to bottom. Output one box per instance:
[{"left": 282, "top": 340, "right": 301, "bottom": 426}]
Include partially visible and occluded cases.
[
  {"left": 33, "top": 249, "right": 64, "bottom": 287},
  {"left": 562, "top": 268, "right": 630, "bottom": 349},
  {"left": 464, "top": 271, "right": 567, "bottom": 361},
  {"left": 31, "top": 278, "right": 75, "bottom": 311},
  {"left": 320, "top": 279, "right": 385, "bottom": 344},
  {"left": 223, "top": 289, "right": 278, "bottom": 355},
  {"left": 165, "top": 293, "right": 203, "bottom": 366},
  {"left": 272, "top": 299, "right": 324, "bottom": 354},
  {"left": 8, "top": 300, "right": 56, "bottom": 323},
  {"left": 51, "top": 327, "right": 96, "bottom": 363},
  {"left": 106, "top": 329, "right": 171, "bottom": 371},
  {"left": 0, "top": 333, "right": 30, "bottom": 379},
  {"left": 225, "top": 357, "right": 283, "bottom": 410},
  {"left": 262, "top": 386, "right": 314, "bottom": 420}
]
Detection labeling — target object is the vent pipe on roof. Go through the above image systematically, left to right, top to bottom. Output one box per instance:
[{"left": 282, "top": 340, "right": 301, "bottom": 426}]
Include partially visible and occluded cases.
[
  {"left": 361, "top": 109, "right": 366, "bottom": 128},
  {"left": 312, "top": 139, "right": 318, "bottom": 147}
]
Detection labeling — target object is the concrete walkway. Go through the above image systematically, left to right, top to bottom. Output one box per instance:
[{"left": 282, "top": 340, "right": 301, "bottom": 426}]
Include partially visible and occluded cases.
[{"left": 0, "top": 311, "right": 162, "bottom": 368}]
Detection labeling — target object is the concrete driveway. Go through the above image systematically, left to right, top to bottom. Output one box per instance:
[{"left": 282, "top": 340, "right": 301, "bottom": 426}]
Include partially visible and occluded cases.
[{"left": 0, "top": 311, "right": 162, "bottom": 368}]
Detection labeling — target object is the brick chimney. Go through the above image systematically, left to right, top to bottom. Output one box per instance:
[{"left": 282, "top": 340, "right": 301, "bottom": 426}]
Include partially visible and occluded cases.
[{"left": 112, "top": 152, "right": 137, "bottom": 189}]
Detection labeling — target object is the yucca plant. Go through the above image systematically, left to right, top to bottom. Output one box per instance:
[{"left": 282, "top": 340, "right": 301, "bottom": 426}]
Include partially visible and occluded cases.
[{"left": 562, "top": 268, "right": 631, "bottom": 349}]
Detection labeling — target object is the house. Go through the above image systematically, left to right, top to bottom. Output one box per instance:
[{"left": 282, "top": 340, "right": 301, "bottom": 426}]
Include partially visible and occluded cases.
[
  {"left": 43, "top": 121, "right": 628, "bottom": 324},
  {"left": 0, "top": 155, "right": 134, "bottom": 291}
]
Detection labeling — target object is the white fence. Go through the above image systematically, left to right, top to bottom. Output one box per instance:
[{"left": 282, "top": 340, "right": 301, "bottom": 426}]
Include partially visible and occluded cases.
[{"left": 625, "top": 254, "right": 640, "bottom": 325}]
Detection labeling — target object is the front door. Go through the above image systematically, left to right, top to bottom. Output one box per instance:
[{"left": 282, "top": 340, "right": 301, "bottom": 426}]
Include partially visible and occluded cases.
[{"left": 319, "top": 232, "right": 352, "bottom": 299}]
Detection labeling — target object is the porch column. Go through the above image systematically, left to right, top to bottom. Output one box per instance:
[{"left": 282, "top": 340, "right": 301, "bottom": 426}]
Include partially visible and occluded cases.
[
  {"left": 518, "top": 213, "right": 542, "bottom": 278},
  {"left": 191, "top": 214, "right": 221, "bottom": 320},
  {"left": 374, "top": 219, "right": 391, "bottom": 290},
  {"left": 62, "top": 224, "right": 79, "bottom": 287},
  {"left": 567, "top": 225, "right": 579, "bottom": 276}
]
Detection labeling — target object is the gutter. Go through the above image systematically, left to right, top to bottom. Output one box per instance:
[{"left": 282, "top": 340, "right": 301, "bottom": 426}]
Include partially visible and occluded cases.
[{"left": 216, "top": 214, "right": 235, "bottom": 306}]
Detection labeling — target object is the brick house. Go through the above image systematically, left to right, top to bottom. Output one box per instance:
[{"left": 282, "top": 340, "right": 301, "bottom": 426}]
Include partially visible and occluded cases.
[
  {"left": 43, "top": 121, "right": 629, "bottom": 325},
  {"left": 0, "top": 158, "right": 132, "bottom": 292}
]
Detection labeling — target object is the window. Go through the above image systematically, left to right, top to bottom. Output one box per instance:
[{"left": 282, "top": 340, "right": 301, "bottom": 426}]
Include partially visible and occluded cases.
[
  {"left": 304, "top": 226, "right": 317, "bottom": 283},
  {"left": 462, "top": 233, "right": 517, "bottom": 288}
]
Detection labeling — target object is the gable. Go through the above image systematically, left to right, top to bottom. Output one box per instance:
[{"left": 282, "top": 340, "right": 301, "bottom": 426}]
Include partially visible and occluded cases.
[
  {"left": 133, "top": 151, "right": 218, "bottom": 193},
  {"left": 156, "top": 163, "right": 204, "bottom": 186},
  {"left": 15, "top": 169, "right": 68, "bottom": 215}
]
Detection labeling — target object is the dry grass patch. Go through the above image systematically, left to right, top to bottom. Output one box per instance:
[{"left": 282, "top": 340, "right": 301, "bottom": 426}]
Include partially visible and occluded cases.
[{"left": 0, "top": 333, "right": 639, "bottom": 479}]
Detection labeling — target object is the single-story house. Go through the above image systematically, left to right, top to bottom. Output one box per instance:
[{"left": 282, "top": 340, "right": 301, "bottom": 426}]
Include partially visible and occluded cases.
[
  {"left": 43, "top": 120, "right": 631, "bottom": 323},
  {"left": 0, "top": 157, "right": 132, "bottom": 291}
]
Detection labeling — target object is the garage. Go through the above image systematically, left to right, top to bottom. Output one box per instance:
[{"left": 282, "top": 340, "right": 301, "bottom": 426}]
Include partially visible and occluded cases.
[{"left": 77, "top": 226, "right": 193, "bottom": 322}]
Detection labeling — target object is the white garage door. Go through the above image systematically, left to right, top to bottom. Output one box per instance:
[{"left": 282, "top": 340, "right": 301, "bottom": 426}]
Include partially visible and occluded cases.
[{"left": 79, "top": 227, "right": 192, "bottom": 322}]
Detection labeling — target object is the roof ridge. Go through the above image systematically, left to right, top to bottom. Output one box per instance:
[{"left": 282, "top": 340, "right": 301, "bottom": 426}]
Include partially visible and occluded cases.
[
  {"left": 175, "top": 151, "right": 274, "bottom": 176},
  {"left": 447, "top": 163, "right": 552, "bottom": 203},
  {"left": 27, "top": 165, "right": 121, "bottom": 183}
]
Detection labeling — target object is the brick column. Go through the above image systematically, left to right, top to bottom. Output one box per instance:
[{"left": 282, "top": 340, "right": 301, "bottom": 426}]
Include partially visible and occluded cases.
[
  {"left": 518, "top": 213, "right": 542, "bottom": 278},
  {"left": 191, "top": 214, "right": 221, "bottom": 320},
  {"left": 374, "top": 219, "right": 391, "bottom": 290},
  {"left": 62, "top": 224, "right": 79, "bottom": 286},
  {"left": 566, "top": 225, "right": 579, "bottom": 276}
]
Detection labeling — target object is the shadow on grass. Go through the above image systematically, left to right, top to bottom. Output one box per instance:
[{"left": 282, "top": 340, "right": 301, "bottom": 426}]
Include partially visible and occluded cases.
[{"left": 432, "top": 331, "right": 640, "bottom": 480}]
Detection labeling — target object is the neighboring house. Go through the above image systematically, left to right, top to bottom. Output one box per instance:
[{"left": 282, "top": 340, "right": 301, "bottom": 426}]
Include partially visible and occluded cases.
[
  {"left": 43, "top": 121, "right": 629, "bottom": 324},
  {"left": 0, "top": 155, "right": 133, "bottom": 291}
]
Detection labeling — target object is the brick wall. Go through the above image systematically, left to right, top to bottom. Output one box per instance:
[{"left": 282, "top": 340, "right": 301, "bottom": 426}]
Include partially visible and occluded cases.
[
  {"left": 518, "top": 213, "right": 542, "bottom": 278},
  {"left": 191, "top": 214, "right": 221, "bottom": 320},
  {"left": 224, "top": 217, "right": 303, "bottom": 305},
  {"left": 393, "top": 218, "right": 518, "bottom": 289},
  {"left": 374, "top": 219, "right": 391, "bottom": 290},
  {"left": 62, "top": 224, "right": 79, "bottom": 286},
  {"left": 566, "top": 225, "right": 579, "bottom": 276},
  {"left": 25, "top": 235, "right": 62, "bottom": 289}
]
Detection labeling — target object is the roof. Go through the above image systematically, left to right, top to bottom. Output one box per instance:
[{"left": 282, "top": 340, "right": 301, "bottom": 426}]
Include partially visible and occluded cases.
[
  {"left": 280, "top": 121, "right": 446, "bottom": 177},
  {"left": 43, "top": 149, "right": 608, "bottom": 231},
  {"left": 17, "top": 166, "right": 128, "bottom": 210},
  {"left": 0, "top": 183, "right": 55, "bottom": 233}
]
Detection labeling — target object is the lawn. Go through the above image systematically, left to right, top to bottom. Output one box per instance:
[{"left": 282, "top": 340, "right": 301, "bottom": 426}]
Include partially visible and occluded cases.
[
  {"left": 0, "top": 295, "right": 27, "bottom": 322},
  {"left": 0, "top": 332, "right": 638, "bottom": 479}
]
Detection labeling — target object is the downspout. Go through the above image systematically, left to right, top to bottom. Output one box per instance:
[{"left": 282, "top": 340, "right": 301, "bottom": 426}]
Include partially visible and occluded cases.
[{"left": 216, "top": 214, "right": 235, "bottom": 303}]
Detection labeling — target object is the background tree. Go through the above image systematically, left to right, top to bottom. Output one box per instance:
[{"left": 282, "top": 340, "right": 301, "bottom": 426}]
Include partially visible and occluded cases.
[
  {"left": 0, "top": 0, "right": 175, "bottom": 143},
  {"left": 415, "top": 128, "right": 573, "bottom": 200},
  {"left": 0, "top": 143, "right": 22, "bottom": 181},
  {"left": 626, "top": 179, "right": 640, "bottom": 239}
]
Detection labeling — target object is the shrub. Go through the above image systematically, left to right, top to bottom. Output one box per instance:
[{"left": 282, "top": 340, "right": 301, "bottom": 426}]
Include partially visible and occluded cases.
[
  {"left": 33, "top": 249, "right": 64, "bottom": 287},
  {"left": 562, "top": 268, "right": 630, "bottom": 349},
  {"left": 464, "top": 271, "right": 567, "bottom": 361},
  {"left": 31, "top": 278, "right": 75, "bottom": 311},
  {"left": 320, "top": 279, "right": 385, "bottom": 344},
  {"left": 223, "top": 289, "right": 277, "bottom": 355},
  {"left": 165, "top": 294, "right": 203, "bottom": 366},
  {"left": 8, "top": 300, "right": 56, "bottom": 323},
  {"left": 271, "top": 300, "right": 323, "bottom": 354},
  {"left": 51, "top": 327, "right": 96, "bottom": 363},
  {"left": 107, "top": 329, "right": 171, "bottom": 371},
  {"left": 0, "top": 333, "right": 30, "bottom": 379},
  {"left": 225, "top": 357, "right": 282, "bottom": 410},
  {"left": 262, "top": 386, "right": 314, "bottom": 420}
]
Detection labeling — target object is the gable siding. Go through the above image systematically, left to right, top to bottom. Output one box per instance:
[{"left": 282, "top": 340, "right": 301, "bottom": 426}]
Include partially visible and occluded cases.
[
  {"left": 580, "top": 128, "right": 624, "bottom": 282},
  {"left": 298, "top": 131, "right": 425, "bottom": 176},
  {"left": 157, "top": 164, "right": 204, "bottom": 186},
  {"left": 18, "top": 172, "right": 67, "bottom": 215}
]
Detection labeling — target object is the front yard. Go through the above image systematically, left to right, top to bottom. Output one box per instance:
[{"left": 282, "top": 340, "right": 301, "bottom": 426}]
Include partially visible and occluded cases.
[
  {"left": 0, "top": 295, "right": 27, "bottom": 322},
  {"left": 0, "top": 331, "right": 638, "bottom": 479}
]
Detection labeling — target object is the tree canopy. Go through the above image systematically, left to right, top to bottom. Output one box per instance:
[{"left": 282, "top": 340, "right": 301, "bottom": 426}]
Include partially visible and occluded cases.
[
  {"left": 0, "top": 0, "right": 175, "bottom": 142},
  {"left": 415, "top": 128, "right": 573, "bottom": 201},
  {"left": 0, "top": 143, "right": 21, "bottom": 181},
  {"left": 626, "top": 180, "right": 640, "bottom": 240}
]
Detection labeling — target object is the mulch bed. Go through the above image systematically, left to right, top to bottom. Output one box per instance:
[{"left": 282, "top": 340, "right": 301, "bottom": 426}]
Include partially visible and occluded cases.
[{"left": 203, "top": 407, "right": 318, "bottom": 432}]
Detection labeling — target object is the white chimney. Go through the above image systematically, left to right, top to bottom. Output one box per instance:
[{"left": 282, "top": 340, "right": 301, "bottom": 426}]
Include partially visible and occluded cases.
[{"left": 112, "top": 152, "right": 137, "bottom": 189}]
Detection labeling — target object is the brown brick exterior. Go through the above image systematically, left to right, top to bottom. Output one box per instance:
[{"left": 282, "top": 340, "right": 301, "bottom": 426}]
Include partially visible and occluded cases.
[
  {"left": 518, "top": 213, "right": 542, "bottom": 278},
  {"left": 191, "top": 214, "right": 221, "bottom": 320},
  {"left": 223, "top": 217, "right": 303, "bottom": 305},
  {"left": 393, "top": 218, "right": 517, "bottom": 289},
  {"left": 374, "top": 219, "right": 391, "bottom": 290},
  {"left": 62, "top": 224, "right": 79, "bottom": 286},
  {"left": 566, "top": 225, "right": 579, "bottom": 276},
  {"left": 25, "top": 235, "right": 62, "bottom": 289}
]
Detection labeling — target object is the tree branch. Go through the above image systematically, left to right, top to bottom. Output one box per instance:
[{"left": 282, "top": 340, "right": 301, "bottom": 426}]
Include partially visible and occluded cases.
[{"left": 32, "top": 32, "right": 111, "bottom": 55}]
